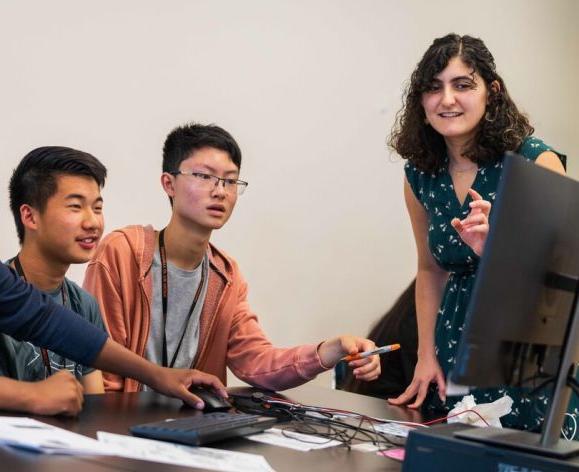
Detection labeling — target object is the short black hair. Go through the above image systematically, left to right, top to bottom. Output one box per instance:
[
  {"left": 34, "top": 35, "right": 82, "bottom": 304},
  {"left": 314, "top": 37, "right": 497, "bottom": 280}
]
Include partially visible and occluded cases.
[
  {"left": 162, "top": 123, "right": 242, "bottom": 173},
  {"left": 9, "top": 146, "right": 107, "bottom": 244}
]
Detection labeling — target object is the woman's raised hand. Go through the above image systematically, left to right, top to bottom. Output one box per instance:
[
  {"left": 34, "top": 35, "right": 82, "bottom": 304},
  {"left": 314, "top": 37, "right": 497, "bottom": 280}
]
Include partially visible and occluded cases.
[{"left": 451, "top": 189, "right": 491, "bottom": 256}]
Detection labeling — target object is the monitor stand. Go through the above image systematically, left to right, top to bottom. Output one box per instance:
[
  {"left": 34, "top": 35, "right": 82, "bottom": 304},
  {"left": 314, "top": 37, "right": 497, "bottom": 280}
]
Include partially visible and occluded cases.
[
  {"left": 457, "top": 272, "right": 579, "bottom": 458},
  {"left": 403, "top": 423, "right": 579, "bottom": 472},
  {"left": 454, "top": 425, "right": 579, "bottom": 458}
]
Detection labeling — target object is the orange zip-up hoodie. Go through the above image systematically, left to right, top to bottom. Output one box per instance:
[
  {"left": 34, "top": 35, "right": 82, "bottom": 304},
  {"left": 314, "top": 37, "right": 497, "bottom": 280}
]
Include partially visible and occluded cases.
[{"left": 83, "top": 225, "right": 327, "bottom": 392}]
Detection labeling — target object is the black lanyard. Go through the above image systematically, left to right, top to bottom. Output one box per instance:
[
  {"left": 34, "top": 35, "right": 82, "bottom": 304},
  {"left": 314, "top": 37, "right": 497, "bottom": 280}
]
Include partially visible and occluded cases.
[
  {"left": 158, "top": 228, "right": 206, "bottom": 368},
  {"left": 13, "top": 255, "right": 68, "bottom": 378}
]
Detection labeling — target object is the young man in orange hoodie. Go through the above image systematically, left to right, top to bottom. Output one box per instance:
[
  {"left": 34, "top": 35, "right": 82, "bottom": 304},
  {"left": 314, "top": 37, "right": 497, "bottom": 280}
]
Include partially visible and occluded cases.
[{"left": 84, "top": 123, "right": 380, "bottom": 392}]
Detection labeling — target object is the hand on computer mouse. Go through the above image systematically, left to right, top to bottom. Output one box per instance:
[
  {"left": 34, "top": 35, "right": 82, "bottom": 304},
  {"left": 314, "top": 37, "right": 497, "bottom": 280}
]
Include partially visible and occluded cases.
[
  {"left": 143, "top": 366, "right": 227, "bottom": 409},
  {"left": 189, "top": 386, "right": 232, "bottom": 412}
]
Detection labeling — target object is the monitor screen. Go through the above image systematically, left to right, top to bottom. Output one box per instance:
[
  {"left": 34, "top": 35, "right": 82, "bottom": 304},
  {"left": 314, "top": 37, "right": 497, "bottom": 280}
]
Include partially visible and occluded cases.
[{"left": 451, "top": 154, "right": 579, "bottom": 388}]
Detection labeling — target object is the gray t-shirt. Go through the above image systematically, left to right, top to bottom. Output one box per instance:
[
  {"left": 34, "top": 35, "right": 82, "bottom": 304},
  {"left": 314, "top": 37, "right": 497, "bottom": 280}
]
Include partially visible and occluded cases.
[
  {"left": 145, "top": 250, "right": 208, "bottom": 373},
  {"left": 0, "top": 277, "right": 106, "bottom": 381}
]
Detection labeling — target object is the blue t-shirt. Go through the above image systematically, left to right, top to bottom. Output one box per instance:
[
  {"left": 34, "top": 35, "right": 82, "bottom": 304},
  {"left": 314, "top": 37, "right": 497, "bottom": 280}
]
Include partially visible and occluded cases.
[
  {"left": 0, "top": 263, "right": 107, "bottom": 367},
  {"left": 0, "top": 273, "right": 106, "bottom": 381}
]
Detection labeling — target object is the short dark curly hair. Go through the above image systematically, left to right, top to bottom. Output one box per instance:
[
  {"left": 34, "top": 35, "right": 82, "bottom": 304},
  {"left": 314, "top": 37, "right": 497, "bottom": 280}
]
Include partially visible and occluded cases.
[{"left": 388, "top": 33, "right": 534, "bottom": 173}]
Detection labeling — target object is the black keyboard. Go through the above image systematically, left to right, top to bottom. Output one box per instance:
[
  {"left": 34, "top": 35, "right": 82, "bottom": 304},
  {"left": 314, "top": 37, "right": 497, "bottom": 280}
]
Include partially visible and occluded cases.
[{"left": 130, "top": 412, "right": 277, "bottom": 446}]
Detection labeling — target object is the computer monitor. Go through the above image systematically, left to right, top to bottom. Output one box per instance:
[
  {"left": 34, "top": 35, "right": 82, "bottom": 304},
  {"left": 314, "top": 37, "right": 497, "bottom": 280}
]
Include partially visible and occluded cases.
[{"left": 451, "top": 153, "right": 579, "bottom": 457}]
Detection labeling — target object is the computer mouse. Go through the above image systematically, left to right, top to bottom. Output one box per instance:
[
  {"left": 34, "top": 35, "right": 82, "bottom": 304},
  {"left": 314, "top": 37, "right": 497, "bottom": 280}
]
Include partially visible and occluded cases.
[{"left": 189, "top": 386, "right": 232, "bottom": 412}]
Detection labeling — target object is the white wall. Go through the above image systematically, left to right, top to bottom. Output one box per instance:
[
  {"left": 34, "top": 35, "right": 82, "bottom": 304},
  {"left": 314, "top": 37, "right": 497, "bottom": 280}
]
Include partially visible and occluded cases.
[{"left": 1, "top": 0, "right": 577, "bottom": 387}]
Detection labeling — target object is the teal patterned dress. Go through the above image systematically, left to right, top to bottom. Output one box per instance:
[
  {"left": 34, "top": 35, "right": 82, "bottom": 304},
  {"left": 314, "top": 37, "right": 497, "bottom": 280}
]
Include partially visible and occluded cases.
[{"left": 405, "top": 136, "right": 576, "bottom": 433}]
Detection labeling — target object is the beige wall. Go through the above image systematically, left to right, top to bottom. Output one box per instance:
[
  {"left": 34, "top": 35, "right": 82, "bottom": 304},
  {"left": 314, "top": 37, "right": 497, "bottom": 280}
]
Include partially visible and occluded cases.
[{"left": 1, "top": 0, "right": 577, "bottom": 387}]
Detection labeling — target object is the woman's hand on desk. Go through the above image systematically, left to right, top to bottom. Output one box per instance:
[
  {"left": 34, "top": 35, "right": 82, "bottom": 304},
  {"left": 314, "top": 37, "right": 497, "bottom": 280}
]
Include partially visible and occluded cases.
[
  {"left": 318, "top": 336, "right": 381, "bottom": 382},
  {"left": 388, "top": 352, "right": 446, "bottom": 409}
]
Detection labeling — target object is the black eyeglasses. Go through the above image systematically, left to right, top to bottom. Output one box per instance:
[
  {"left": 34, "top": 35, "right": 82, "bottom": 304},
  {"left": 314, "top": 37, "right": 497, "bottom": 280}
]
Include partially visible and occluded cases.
[{"left": 170, "top": 171, "right": 248, "bottom": 195}]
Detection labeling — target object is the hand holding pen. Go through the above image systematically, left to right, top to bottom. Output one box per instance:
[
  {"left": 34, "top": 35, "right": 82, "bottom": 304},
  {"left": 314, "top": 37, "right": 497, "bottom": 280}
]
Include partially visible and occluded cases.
[{"left": 317, "top": 336, "right": 382, "bottom": 382}]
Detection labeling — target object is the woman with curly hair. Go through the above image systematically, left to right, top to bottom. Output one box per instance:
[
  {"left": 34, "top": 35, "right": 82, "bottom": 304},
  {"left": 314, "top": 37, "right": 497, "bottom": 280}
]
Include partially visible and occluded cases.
[{"left": 387, "top": 33, "right": 566, "bottom": 430}]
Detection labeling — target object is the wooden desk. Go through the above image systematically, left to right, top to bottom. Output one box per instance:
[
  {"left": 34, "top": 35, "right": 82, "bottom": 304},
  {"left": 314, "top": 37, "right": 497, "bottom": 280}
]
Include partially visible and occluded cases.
[{"left": 0, "top": 384, "right": 421, "bottom": 471}]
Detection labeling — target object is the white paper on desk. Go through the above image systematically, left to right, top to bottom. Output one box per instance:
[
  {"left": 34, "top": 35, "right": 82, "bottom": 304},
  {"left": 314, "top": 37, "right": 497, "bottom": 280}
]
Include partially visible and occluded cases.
[
  {"left": 0, "top": 417, "right": 115, "bottom": 455},
  {"left": 372, "top": 422, "right": 415, "bottom": 438},
  {"left": 246, "top": 428, "right": 341, "bottom": 452},
  {"left": 97, "top": 431, "right": 274, "bottom": 472},
  {"left": 350, "top": 443, "right": 381, "bottom": 453}
]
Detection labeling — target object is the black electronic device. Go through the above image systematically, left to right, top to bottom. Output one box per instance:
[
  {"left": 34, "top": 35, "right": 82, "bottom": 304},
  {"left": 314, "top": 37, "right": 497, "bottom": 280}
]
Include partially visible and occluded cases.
[
  {"left": 410, "top": 154, "right": 579, "bottom": 463},
  {"left": 449, "top": 154, "right": 579, "bottom": 457},
  {"left": 452, "top": 154, "right": 579, "bottom": 389},
  {"left": 189, "top": 386, "right": 232, "bottom": 412},
  {"left": 229, "top": 389, "right": 293, "bottom": 421},
  {"left": 130, "top": 412, "right": 277, "bottom": 446},
  {"left": 403, "top": 423, "right": 579, "bottom": 472}
]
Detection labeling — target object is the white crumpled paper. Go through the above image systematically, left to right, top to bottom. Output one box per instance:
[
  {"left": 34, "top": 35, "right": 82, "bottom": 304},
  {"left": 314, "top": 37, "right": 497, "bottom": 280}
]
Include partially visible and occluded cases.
[{"left": 447, "top": 395, "right": 513, "bottom": 428}]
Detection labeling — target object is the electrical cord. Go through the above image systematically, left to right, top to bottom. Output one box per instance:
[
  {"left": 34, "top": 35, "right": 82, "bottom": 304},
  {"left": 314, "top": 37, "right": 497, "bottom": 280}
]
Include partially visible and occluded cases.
[
  {"left": 231, "top": 392, "right": 523, "bottom": 451},
  {"left": 231, "top": 393, "right": 422, "bottom": 450},
  {"left": 421, "top": 409, "right": 490, "bottom": 427}
]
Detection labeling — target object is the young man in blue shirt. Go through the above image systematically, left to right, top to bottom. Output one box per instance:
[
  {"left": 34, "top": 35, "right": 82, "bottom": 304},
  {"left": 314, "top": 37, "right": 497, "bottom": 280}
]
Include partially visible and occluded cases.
[{"left": 1, "top": 146, "right": 107, "bottom": 394}]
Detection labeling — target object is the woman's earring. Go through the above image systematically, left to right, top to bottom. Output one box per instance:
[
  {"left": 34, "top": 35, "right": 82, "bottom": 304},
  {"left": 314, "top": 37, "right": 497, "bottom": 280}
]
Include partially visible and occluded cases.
[{"left": 485, "top": 104, "right": 498, "bottom": 123}]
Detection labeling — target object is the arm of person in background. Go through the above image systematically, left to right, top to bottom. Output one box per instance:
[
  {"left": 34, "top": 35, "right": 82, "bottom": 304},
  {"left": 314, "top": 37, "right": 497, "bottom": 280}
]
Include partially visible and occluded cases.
[
  {"left": 451, "top": 152, "right": 566, "bottom": 256},
  {"left": 388, "top": 177, "right": 448, "bottom": 409},
  {"left": 0, "top": 264, "right": 226, "bottom": 410},
  {"left": 92, "top": 338, "right": 227, "bottom": 406},
  {"left": 81, "top": 370, "right": 105, "bottom": 394},
  {"left": 0, "top": 371, "right": 84, "bottom": 416}
]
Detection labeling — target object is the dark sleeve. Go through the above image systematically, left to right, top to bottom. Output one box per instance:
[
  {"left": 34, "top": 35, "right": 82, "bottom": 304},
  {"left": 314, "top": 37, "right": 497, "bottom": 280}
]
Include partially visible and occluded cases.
[
  {"left": 518, "top": 136, "right": 566, "bottom": 169},
  {"left": 0, "top": 264, "right": 108, "bottom": 366}
]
